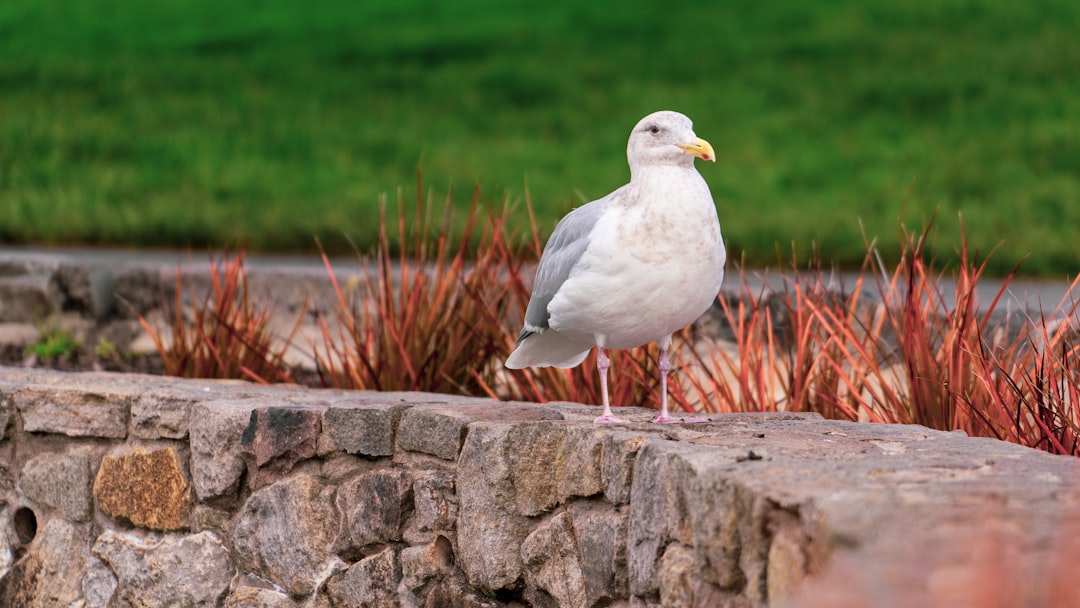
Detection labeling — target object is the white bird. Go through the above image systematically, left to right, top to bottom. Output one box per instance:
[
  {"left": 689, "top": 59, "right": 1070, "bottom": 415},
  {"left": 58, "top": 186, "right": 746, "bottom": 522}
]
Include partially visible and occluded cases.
[{"left": 505, "top": 110, "right": 726, "bottom": 423}]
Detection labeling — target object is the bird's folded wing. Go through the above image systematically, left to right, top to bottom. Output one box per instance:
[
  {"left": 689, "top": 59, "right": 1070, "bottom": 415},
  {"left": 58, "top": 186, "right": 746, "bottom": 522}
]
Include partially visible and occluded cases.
[{"left": 519, "top": 189, "right": 621, "bottom": 343}]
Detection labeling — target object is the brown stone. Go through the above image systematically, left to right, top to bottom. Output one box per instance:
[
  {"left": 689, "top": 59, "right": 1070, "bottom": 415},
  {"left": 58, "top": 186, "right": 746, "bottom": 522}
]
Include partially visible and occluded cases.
[{"left": 93, "top": 446, "right": 192, "bottom": 531}]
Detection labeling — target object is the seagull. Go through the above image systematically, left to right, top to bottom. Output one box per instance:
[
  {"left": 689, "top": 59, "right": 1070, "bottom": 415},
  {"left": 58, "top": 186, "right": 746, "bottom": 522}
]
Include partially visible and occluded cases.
[{"left": 505, "top": 110, "right": 726, "bottom": 423}]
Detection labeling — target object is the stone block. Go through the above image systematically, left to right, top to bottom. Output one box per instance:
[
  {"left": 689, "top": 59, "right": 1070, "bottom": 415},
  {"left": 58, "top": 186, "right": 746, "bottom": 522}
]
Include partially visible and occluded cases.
[
  {"left": 0, "top": 272, "right": 60, "bottom": 323},
  {"left": 16, "top": 386, "right": 129, "bottom": 438},
  {"left": 0, "top": 390, "right": 14, "bottom": 440},
  {"left": 131, "top": 392, "right": 198, "bottom": 439},
  {"left": 189, "top": 399, "right": 254, "bottom": 501},
  {"left": 324, "top": 403, "right": 407, "bottom": 457},
  {"left": 240, "top": 406, "right": 323, "bottom": 489},
  {"left": 396, "top": 407, "right": 470, "bottom": 460},
  {"left": 455, "top": 422, "right": 532, "bottom": 591},
  {"left": 601, "top": 431, "right": 650, "bottom": 504},
  {"left": 627, "top": 441, "right": 700, "bottom": 598},
  {"left": 93, "top": 446, "right": 192, "bottom": 530},
  {"left": 19, "top": 449, "right": 92, "bottom": 522},
  {"left": 338, "top": 468, "right": 413, "bottom": 550},
  {"left": 411, "top": 471, "right": 458, "bottom": 538},
  {"left": 230, "top": 473, "right": 340, "bottom": 597},
  {"left": 570, "top": 502, "right": 629, "bottom": 604},
  {"left": 766, "top": 509, "right": 809, "bottom": 604},
  {"left": 522, "top": 511, "right": 588, "bottom": 608},
  {"left": 0, "top": 519, "right": 90, "bottom": 607},
  {"left": 93, "top": 530, "right": 233, "bottom": 607},
  {"left": 400, "top": 536, "right": 454, "bottom": 591},
  {"left": 656, "top": 544, "right": 737, "bottom": 608},
  {"left": 325, "top": 547, "right": 400, "bottom": 608},
  {"left": 83, "top": 555, "right": 119, "bottom": 608},
  {"left": 224, "top": 587, "right": 298, "bottom": 608}
]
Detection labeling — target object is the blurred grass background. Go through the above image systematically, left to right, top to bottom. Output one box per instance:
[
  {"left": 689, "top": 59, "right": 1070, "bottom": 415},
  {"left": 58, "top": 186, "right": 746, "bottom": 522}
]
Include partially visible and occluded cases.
[{"left": 1, "top": 0, "right": 1078, "bottom": 275}]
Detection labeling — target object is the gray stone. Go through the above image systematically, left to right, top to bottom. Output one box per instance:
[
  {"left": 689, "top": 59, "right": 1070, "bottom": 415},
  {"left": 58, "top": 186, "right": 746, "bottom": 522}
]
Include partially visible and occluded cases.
[
  {"left": 57, "top": 262, "right": 115, "bottom": 319},
  {"left": 112, "top": 266, "right": 171, "bottom": 319},
  {"left": 0, "top": 271, "right": 60, "bottom": 323},
  {"left": 16, "top": 386, "right": 129, "bottom": 438},
  {"left": 131, "top": 392, "right": 196, "bottom": 439},
  {"left": 189, "top": 399, "right": 254, "bottom": 500},
  {"left": 324, "top": 403, "right": 407, "bottom": 457},
  {"left": 396, "top": 407, "right": 471, "bottom": 460},
  {"left": 455, "top": 422, "right": 532, "bottom": 591},
  {"left": 601, "top": 431, "right": 650, "bottom": 504},
  {"left": 627, "top": 441, "right": 699, "bottom": 598},
  {"left": 19, "top": 449, "right": 92, "bottom": 522},
  {"left": 338, "top": 468, "right": 413, "bottom": 550},
  {"left": 410, "top": 472, "right": 458, "bottom": 540},
  {"left": 230, "top": 473, "right": 340, "bottom": 597},
  {"left": 570, "top": 502, "right": 629, "bottom": 604},
  {"left": 522, "top": 511, "right": 588, "bottom": 608},
  {"left": 0, "top": 518, "right": 90, "bottom": 607},
  {"left": 93, "top": 530, "right": 233, "bottom": 607},
  {"left": 325, "top": 547, "right": 400, "bottom": 608},
  {"left": 83, "top": 554, "right": 119, "bottom": 608},
  {"left": 224, "top": 586, "right": 298, "bottom": 608}
]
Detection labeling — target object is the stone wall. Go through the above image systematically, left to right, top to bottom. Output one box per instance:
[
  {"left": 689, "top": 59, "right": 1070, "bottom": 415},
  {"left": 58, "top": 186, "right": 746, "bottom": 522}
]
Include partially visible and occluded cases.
[{"left": 1, "top": 367, "right": 1079, "bottom": 607}]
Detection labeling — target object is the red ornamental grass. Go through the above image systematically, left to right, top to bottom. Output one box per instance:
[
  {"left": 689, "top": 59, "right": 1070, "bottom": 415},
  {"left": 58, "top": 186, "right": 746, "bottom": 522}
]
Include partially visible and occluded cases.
[
  {"left": 312, "top": 177, "right": 527, "bottom": 394},
  {"left": 138, "top": 251, "right": 299, "bottom": 384}
]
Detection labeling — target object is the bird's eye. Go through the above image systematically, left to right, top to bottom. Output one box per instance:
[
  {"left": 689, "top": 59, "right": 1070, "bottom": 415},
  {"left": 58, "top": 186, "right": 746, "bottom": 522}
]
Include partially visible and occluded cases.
[{"left": 649, "top": 125, "right": 660, "bottom": 134}]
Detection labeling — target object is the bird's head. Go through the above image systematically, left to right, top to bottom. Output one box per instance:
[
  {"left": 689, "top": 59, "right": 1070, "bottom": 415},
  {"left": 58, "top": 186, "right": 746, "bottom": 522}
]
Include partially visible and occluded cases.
[{"left": 626, "top": 111, "right": 715, "bottom": 175}]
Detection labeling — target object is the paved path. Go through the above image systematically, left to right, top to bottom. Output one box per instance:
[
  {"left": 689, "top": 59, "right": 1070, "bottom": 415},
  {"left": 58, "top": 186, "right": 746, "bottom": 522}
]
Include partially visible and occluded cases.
[{"left": 1, "top": 245, "right": 1073, "bottom": 313}]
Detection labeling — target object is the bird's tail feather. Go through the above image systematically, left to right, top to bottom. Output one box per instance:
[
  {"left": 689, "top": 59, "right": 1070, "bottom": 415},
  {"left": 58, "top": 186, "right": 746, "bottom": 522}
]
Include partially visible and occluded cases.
[{"left": 505, "top": 331, "right": 592, "bottom": 369}]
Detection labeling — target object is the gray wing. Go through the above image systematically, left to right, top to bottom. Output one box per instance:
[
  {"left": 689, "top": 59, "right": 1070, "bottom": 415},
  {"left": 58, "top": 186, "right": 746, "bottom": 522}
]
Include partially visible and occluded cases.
[{"left": 518, "top": 190, "right": 619, "bottom": 344}]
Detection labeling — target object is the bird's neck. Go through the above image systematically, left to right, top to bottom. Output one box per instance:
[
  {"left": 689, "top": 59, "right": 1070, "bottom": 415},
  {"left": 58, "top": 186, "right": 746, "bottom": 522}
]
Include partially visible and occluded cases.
[{"left": 628, "top": 161, "right": 698, "bottom": 184}]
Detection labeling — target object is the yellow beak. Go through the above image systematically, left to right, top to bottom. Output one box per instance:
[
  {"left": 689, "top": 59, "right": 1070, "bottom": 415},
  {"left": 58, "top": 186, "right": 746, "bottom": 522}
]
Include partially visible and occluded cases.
[{"left": 677, "top": 137, "right": 716, "bottom": 162}]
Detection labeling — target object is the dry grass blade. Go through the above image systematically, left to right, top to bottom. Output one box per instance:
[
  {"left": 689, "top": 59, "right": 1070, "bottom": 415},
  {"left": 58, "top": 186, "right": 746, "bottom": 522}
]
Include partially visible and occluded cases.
[
  {"left": 313, "top": 176, "right": 529, "bottom": 394},
  {"left": 138, "top": 250, "right": 299, "bottom": 383}
]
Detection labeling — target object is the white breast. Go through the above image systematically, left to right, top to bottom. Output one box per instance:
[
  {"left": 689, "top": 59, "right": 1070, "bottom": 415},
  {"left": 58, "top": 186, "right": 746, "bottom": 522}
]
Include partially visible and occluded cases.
[{"left": 546, "top": 166, "right": 726, "bottom": 350}]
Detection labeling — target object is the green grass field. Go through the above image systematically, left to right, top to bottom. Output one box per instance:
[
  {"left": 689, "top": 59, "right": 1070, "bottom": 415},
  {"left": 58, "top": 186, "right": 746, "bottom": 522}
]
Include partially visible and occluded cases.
[{"left": 1, "top": 0, "right": 1078, "bottom": 275}]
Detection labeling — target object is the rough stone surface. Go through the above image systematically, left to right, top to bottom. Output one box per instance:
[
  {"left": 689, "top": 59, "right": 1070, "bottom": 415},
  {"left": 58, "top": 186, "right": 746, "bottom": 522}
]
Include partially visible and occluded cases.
[
  {"left": 0, "top": 269, "right": 60, "bottom": 323},
  {"left": 1, "top": 367, "right": 1079, "bottom": 607},
  {"left": 16, "top": 386, "right": 130, "bottom": 438},
  {"left": 0, "top": 390, "right": 12, "bottom": 440},
  {"left": 131, "top": 391, "right": 198, "bottom": 439},
  {"left": 189, "top": 399, "right": 254, "bottom": 500},
  {"left": 324, "top": 403, "right": 406, "bottom": 457},
  {"left": 241, "top": 406, "right": 323, "bottom": 489},
  {"left": 397, "top": 406, "right": 472, "bottom": 460},
  {"left": 455, "top": 422, "right": 532, "bottom": 591},
  {"left": 93, "top": 446, "right": 192, "bottom": 530},
  {"left": 19, "top": 449, "right": 92, "bottom": 522},
  {"left": 338, "top": 468, "right": 413, "bottom": 550},
  {"left": 409, "top": 471, "right": 458, "bottom": 541},
  {"left": 230, "top": 473, "right": 340, "bottom": 597},
  {"left": 522, "top": 511, "right": 588, "bottom": 608},
  {"left": 0, "top": 518, "right": 90, "bottom": 607},
  {"left": 93, "top": 530, "right": 233, "bottom": 607},
  {"left": 400, "top": 536, "right": 454, "bottom": 591},
  {"left": 325, "top": 547, "right": 400, "bottom": 608},
  {"left": 83, "top": 555, "right": 119, "bottom": 608},
  {"left": 224, "top": 586, "right": 299, "bottom": 608}
]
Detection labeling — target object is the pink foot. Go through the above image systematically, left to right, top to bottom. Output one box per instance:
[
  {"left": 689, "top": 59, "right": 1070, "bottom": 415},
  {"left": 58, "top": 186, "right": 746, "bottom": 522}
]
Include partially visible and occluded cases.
[
  {"left": 593, "top": 414, "right": 631, "bottom": 424},
  {"left": 650, "top": 414, "right": 710, "bottom": 424}
]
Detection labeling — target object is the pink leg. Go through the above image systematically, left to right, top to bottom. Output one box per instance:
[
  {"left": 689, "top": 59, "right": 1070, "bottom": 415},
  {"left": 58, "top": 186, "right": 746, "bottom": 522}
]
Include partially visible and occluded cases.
[
  {"left": 650, "top": 347, "right": 708, "bottom": 424},
  {"left": 593, "top": 348, "right": 629, "bottom": 424}
]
